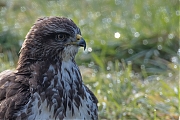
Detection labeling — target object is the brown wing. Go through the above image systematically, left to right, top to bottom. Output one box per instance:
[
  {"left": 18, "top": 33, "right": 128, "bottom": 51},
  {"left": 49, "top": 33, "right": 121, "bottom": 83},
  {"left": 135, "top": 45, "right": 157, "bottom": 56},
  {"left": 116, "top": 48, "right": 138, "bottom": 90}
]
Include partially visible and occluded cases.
[{"left": 0, "top": 70, "right": 30, "bottom": 119}]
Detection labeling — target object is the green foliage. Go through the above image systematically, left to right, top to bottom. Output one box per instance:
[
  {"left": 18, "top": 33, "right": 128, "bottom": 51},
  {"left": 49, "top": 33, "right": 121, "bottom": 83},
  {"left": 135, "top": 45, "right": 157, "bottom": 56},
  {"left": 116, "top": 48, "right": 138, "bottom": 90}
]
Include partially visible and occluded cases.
[
  {"left": 0, "top": 0, "right": 179, "bottom": 119},
  {"left": 0, "top": 0, "right": 179, "bottom": 74},
  {"left": 0, "top": 51, "right": 17, "bottom": 72},
  {"left": 82, "top": 61, "right": 179, "bottom": 120}
]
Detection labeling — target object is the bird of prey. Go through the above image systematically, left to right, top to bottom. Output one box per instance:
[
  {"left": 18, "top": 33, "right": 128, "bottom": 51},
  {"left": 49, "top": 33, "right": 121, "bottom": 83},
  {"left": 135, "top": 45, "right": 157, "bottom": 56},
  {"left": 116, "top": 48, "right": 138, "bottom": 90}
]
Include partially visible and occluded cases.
[{"left": 0, "top": 17, "right": 98, "bottom": 120}]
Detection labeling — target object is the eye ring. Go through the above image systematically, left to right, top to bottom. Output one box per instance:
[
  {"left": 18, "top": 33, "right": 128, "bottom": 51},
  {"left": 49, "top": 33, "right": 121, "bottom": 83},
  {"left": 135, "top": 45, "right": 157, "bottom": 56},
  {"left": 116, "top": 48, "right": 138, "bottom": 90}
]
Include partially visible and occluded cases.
[{"left": 56, "top": 33, "right": 69, "bottom": 41}]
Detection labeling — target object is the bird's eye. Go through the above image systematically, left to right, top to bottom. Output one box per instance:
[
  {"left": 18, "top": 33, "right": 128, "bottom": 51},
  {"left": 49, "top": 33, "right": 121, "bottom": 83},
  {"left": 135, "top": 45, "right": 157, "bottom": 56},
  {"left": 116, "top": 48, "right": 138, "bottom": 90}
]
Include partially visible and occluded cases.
[{"left": 56, "top": 33, "right": 69, "bottom": 41}]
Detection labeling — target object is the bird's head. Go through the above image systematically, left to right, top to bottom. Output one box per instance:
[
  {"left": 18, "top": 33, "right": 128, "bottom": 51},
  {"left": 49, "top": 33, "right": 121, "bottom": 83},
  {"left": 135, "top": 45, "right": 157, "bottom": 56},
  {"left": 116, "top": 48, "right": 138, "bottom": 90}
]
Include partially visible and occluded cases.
[{"left": 19, "top": 17, "right": 86, "bottom": 62}]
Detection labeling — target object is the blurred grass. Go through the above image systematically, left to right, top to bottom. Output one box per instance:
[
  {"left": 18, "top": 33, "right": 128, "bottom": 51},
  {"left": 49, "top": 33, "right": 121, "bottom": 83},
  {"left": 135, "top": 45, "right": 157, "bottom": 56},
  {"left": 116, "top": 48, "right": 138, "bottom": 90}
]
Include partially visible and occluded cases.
[
  {"left": 0, "top": 0, "right": 179, "bottom": 119},
  {"left": 0, "top": 0, "right": 179, "bottom": 74},
  {"left": 81, "top": 61, "right": 179, "bottom": 119}
]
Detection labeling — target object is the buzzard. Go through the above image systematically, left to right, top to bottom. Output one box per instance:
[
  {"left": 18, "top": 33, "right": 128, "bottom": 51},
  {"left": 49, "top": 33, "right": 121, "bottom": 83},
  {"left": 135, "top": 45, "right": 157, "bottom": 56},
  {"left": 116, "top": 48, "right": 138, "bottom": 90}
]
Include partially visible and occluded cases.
[{"left": 0, "top": 17, "right": 98, "bottom": 120}]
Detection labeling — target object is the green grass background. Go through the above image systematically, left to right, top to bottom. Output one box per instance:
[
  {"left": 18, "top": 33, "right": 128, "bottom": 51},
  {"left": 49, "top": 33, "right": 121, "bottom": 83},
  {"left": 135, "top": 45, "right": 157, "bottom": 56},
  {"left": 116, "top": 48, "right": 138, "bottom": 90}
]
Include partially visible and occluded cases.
[{"left": 0, "top": 0, "right": 179, "bottom": 119}]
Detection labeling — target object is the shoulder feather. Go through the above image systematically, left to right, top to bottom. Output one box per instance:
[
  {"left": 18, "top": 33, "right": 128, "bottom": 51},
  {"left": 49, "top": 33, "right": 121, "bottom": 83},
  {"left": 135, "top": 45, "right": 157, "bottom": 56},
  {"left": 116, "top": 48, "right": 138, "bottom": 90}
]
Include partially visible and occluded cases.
[{"left": 0, "top": 70, "right": 30, "bottom": 119}]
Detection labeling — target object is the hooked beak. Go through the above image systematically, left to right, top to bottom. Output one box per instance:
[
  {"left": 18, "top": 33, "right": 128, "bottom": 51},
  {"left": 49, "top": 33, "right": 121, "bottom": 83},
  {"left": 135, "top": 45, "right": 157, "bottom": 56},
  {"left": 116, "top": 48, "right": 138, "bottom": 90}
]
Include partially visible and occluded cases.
[
  {"left": 65, "top": 34, "right": 86, "bottom": 50},
  {"left": 66, "top": 34, "right": 86, "bottom": 50},
  {"left": 76, "top": 34, "right": 86, "bottom": 50},
  {"left": 77, "top": 38, "right": 86, "bottom": 50}
]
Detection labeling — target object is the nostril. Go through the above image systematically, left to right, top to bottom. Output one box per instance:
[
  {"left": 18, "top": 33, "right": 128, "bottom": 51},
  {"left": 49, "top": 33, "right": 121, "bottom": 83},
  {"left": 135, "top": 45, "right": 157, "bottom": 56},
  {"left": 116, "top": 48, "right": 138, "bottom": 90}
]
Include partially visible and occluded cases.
[{"left": 76, "top": 34, "right": 82, "bottom": 40}]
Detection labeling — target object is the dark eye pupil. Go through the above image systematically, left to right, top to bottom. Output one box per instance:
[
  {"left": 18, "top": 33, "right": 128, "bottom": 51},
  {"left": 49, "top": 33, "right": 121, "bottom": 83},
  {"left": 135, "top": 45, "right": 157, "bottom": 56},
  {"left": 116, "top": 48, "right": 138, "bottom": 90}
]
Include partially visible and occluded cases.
[
  {"left": 56, "top": 33, "right": 69, "bottom": 41},
  {"left": 58, "top": 34, "right": 65, "bottom": 39}
]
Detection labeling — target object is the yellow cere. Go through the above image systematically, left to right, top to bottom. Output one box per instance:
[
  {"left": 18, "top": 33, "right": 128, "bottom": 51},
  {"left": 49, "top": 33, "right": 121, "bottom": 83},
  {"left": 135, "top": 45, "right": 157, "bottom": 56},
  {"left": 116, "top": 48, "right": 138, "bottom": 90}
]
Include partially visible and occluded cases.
[{"left": 76, "top": 34, "right": 82, "bottom": 40}]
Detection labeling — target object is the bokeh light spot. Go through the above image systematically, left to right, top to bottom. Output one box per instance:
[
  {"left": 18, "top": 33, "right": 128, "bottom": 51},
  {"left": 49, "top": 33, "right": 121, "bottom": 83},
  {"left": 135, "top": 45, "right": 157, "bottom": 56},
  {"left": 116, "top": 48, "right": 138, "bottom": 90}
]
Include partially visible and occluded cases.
[{"left": 114, "top": 32, "right": 120, "bottom": 38}]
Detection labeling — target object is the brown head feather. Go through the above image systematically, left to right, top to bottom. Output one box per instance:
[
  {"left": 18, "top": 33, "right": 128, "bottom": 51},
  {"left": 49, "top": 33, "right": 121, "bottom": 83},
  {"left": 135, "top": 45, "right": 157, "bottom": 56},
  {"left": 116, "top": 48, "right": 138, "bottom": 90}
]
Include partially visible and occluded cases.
[{"left": 16, "top": 17, "right": 80, "bottom": 74}]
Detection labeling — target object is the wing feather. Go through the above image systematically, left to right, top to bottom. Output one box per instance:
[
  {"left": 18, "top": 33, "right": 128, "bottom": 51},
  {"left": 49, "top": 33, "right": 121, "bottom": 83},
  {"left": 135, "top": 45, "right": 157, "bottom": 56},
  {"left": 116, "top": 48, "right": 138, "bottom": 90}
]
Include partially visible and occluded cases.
[{"left": 0, "top": 70, "right": 30, "bottom": 119}]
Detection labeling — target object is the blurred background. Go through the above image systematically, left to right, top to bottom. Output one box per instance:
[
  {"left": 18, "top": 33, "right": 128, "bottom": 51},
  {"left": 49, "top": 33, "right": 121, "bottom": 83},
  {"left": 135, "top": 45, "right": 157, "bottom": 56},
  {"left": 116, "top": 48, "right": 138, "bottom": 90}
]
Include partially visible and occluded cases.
[{"left": 0, "top": 0, "right": 179, "bottom": 119}]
